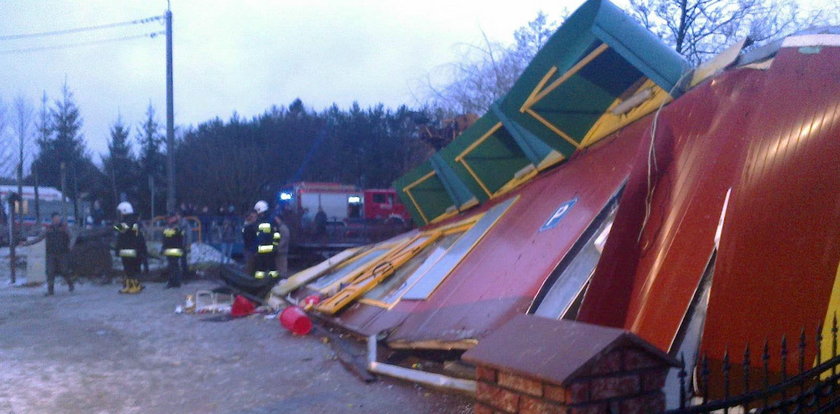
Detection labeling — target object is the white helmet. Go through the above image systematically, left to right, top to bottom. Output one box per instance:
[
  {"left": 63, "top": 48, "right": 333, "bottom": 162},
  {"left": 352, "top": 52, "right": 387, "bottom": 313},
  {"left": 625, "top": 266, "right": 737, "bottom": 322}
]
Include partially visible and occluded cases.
[
  {"left": 254, "top": 200, "right": 269, "bottom": 214},
  {"left": 117, "top": 201, "right": 134, "bottom": 215}
]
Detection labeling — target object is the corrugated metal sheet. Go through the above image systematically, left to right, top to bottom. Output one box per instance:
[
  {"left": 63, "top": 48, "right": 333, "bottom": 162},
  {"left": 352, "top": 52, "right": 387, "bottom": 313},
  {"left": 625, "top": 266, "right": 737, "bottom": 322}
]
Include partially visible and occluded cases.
[
  {"left": 578, "top": 41, "right": 840, "bottom": 371},
  {"left": 700, "top": 45, "right": 840, "bottom": 371},
  {"left": 576, "top": 66, "right": 760, "bottom": 349},
  {"left": 386, "top": 130, "right": 642, "bottom": 347}
]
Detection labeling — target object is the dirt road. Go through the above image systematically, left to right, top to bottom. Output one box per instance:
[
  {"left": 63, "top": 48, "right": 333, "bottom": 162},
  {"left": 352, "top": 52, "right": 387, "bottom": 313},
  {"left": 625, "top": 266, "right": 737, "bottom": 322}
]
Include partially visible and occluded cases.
[{"left": 0, "top": 278, "right": 471, "bottom": 414}]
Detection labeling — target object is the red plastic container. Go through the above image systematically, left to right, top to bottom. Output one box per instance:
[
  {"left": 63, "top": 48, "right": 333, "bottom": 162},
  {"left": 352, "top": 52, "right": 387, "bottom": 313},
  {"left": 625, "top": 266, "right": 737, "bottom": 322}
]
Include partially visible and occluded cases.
[
  {"left": 230, "top": 295, "right": 255, "bottom": 317},
  {"left": 279, "top": 306, "right": 312, "bottom": 335}
]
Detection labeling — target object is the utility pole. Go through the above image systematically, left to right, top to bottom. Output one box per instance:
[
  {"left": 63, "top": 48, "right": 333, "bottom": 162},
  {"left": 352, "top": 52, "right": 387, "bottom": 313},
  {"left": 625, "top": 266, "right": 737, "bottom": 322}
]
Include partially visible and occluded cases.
[
  {"left": 165, "top": 2, "right": 176, "bottom": 213},
  {"left": 60, "top": 162, "right": 67, "bottom": 222},
  {"left": 149, "top": 175, "right": 156, "bottom": 219}
]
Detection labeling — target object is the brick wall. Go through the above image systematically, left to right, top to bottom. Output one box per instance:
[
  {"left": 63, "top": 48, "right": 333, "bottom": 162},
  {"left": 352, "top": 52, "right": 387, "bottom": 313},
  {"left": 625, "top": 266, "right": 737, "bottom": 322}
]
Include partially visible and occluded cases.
[{"left": 473, "top": 346, "right": 669, "bottom": 414}]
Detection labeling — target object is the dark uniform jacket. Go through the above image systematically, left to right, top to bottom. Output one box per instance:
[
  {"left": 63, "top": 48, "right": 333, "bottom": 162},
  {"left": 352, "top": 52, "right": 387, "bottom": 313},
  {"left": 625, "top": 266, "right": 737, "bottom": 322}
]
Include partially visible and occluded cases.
[
  {"left": 114, "top": 214, "right": 147, "bottom": 258},
  {"left": 255, "top": 214, "right": 280, "bottom": 254},
  {"left": 242, "top": 220, "right": 258, "bottom": 253},
  {"left": 44, "top": 224, "right": 71, "bottom": 256},
  {"left": 162, "top": 225, "right": 185, "bottom": 257}
]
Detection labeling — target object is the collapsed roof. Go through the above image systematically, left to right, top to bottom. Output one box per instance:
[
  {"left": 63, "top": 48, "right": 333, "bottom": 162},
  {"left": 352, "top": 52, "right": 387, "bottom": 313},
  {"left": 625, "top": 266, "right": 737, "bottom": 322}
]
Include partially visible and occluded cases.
[{"left": 275, "top": 0, "right": 840, "bottom": 386}]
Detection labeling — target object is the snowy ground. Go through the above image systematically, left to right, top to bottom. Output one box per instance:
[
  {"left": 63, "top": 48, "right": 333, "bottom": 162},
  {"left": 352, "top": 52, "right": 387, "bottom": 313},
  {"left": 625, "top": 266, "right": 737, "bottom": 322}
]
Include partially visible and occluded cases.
[{"left": 0, "top": 267, "right": 471, "bottom": 413}]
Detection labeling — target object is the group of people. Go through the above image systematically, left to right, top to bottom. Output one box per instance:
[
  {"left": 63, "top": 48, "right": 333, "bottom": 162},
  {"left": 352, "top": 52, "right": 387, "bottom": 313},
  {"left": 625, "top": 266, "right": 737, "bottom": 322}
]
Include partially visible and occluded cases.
[
  {"left": 26, "top": 198, "right": 292, "bottom": 297},
  {"left": 112, "top": 201, "right": 189, "bottom": 294}
]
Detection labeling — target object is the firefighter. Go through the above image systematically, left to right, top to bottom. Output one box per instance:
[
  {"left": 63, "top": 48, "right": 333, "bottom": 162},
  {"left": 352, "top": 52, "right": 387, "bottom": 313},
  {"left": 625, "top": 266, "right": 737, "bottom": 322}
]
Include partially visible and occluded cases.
[
  {"left": 253, "top": 200, "right": 281, "bottom": 280},
  {"left": 114, "top": 202, "right": 146, "bottom": 294},
  {"left": 161, "top": 212, "right": 185, "bottom": 288}
]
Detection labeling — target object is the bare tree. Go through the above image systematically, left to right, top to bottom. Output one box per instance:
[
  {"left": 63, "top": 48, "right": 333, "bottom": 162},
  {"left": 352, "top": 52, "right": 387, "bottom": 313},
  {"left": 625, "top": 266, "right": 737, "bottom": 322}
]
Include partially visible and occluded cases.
[
  {"left": 627, "top": 0, "right": 838, "bottom": 64},
  {"left": 421, "top": 11, "right": 563, "bottom": 116},
  {"left": 13, "top": 96, "right": 35, "bottom": 189},
  {"left": 0, "top": 97, "right": 16, "bottom": 178}
]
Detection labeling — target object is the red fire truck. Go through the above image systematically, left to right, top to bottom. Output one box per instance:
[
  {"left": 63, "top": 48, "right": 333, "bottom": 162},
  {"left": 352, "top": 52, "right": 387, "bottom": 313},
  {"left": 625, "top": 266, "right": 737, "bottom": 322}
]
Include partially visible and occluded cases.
[{"left": 277, "top": 182, "right": 411, "bottom": 224}]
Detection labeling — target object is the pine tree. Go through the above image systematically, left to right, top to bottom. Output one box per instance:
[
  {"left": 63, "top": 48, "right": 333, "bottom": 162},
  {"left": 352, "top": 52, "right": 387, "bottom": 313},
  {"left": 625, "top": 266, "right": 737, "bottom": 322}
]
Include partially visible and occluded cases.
[
  {"left": 32, "top": 82, "right": 90, "bottom": 198},
  {"left": 137, "top": 103, "right": 165, "bottom": 217},
  {"left": 101, "top": 116, "right": 137, "bottom": 217}
]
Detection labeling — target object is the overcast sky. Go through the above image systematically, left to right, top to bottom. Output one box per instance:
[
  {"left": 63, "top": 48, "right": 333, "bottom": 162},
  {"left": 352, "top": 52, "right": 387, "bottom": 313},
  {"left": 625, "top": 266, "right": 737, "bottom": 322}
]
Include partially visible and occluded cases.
[
  {"left": 0, "top": 0, "right": 588, "bottom": 157},
  {"left": 0, "top": 0, "right": 831, "bottom": 159}
]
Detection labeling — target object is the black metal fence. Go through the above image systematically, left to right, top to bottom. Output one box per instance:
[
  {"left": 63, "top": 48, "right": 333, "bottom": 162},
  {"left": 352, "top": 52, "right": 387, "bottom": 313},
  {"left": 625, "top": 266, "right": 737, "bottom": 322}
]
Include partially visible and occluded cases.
[{"left": 668, "top": 317, "right": 840, "bottom": 413}]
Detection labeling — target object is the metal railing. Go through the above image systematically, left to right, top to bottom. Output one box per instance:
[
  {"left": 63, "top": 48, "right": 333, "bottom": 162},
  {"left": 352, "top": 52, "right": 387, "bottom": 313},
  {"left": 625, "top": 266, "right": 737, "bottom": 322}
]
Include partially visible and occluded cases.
[{"left": 669, "top": 317, "right": 840, "bottom": 413}]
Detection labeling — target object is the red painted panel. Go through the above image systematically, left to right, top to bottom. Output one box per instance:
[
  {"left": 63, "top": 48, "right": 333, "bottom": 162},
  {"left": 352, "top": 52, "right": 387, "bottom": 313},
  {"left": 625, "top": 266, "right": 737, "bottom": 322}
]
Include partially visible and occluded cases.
[
  {"left": 701, "top": 47, "right": 840, "bottom": 369},
  {"left": 577, "top": 67, "right": 763, "bottom": 350},
  {"left": 385, "top": 129, "right": 643, "bottom": 345}
]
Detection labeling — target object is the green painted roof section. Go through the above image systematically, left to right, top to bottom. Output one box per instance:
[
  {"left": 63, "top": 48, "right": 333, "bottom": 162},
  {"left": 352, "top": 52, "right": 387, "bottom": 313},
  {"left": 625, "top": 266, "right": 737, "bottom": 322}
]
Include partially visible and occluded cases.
[
  {"left": 395, "top": 0, "right": 690, "bottom": 224},
  {"left": 428, "top": 153, "right": 478, "bottom": 210},
  {"left": 394, "top": 161, "right": 453, "bottom": 225}
]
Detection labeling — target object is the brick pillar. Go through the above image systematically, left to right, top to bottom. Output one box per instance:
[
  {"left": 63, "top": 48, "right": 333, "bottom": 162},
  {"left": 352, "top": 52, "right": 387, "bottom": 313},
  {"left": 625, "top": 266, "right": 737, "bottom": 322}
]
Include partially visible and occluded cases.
[{"left": 463, "top": 315, "right": 677, "bottom": 414}]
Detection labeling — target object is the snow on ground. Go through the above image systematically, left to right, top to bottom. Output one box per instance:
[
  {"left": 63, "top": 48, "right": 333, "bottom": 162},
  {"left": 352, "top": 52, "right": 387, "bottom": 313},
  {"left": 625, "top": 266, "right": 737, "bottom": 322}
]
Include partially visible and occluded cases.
[{"left": 0, "top": 269, "right": 471, "bottom": 413}]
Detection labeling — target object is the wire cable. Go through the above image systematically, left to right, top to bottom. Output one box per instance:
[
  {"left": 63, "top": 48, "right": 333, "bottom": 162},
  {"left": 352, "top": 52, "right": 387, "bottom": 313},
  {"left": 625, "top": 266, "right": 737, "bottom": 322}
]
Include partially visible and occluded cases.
[
  {"left": 0, "top": 16, "right": 162, "bottom": 41},
  {"left": 0, "top": 31, "right": 165, "bottom": 55},
  {"left": 637, "top": 69, "right": 693, "bottom": 243}
]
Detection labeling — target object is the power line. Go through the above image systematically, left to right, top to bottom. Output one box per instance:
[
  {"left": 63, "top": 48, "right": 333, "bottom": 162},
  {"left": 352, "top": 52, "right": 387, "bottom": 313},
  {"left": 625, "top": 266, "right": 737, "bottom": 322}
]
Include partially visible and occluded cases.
[
  {"left": 0, "top": 16, "right": 163, "bottom": 41},
  {"left": 0, "top": 31, "right": 165, "bottom": 55}
]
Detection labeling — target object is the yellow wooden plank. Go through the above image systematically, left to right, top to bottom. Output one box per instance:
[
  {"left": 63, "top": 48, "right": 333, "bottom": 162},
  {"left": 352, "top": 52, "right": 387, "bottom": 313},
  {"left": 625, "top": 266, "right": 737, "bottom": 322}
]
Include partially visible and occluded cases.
[
  {"left": 525, "top": 43, "right": 609, "bottom": 109},
  {"left": 520, "top": 66, "right": 558, "bottom": 112},
  {"left": 579, "top": 80, "right": 673, "bottom": 148},
  {"left": 525, "top": 108, "right": 581, "bottom": 149},
  {"left": 455, "top": 122, "right": 503, "bottom": 160},
  {"left": 458, "top": 158, "right": 493, "bottom": 197},
  {"left": 493, "top": 167, "right": 538, "bottom": 198},
  {"left": 403, "top": 170, "right": 436, "bottom": 191},
  {"left": 403, "top": 188, "right": 429, "bottom": 225},
  {"left": 316, "top": 234, "right": 442, "bottom": 314},
  {"left": 313, "top": 239, "right": 412, "bottom": 295}
]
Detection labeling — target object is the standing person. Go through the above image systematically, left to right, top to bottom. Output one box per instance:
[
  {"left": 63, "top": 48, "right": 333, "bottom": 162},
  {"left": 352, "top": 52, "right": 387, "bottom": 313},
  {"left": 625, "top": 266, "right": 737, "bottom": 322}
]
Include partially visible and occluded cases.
[
  {"left": 253, "top": 200, "right": 281, "bottom": 279},
  {"left": 114, "top": 202, "right": 145, "bottom": 294},
  {"left": 314, "top": 206, "right": 327, "bottom": 239},
  {"left": 242, "top": 210, "right": 258, "bottom": 276},
  {"left": 176, "top": 211, "right": 192, "bottom": 279},
  {"left": 161, "top": 212, "right": 185, "bottom": 288},
  {"left": 21, "top": 213, "right": 75, "bottom": 296},
  {"left": 274, "top": 214, "right": 291, "bottom": 278},
  {"left": 220, "top": 218, "right": 236, "bottom": 264}
]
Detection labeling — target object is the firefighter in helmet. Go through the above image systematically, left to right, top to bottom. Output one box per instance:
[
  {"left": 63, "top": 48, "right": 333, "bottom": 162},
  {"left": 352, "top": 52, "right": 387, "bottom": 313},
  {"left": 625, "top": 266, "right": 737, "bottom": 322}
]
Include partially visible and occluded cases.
[
  {"left": 253, "top": 200, "right": 281, "bottom": 280},
  {"left": 114, "top": 202, "right": 146, "bottom": 294},
  {"left": 161, "top": 212, "right": 185, "bottom": 288}
]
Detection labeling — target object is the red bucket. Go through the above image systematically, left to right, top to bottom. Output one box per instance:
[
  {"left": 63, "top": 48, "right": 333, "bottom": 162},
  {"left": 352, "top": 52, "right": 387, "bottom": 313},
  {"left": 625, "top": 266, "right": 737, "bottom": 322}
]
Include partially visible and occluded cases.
[
  {"left": 230, "top": 295, "right": 255, "bottom": 317},
  {"left": 279, "top": 306, "right": 312, "bottom": 335}
]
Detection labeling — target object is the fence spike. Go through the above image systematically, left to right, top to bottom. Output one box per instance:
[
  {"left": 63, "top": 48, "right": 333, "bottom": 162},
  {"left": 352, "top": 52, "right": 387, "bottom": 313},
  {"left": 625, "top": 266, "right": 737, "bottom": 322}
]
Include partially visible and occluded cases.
[
  {"left": 832, "top": 312, "right": 837, "bottom": 359},
  {"left": 834, "top": 312, "right": 838, "bottom": 377},
  {"left": 817, "top": 322, "right": 824, "bottom": 366},
  {"left": 798, "top": 327, "right": 807, "bottom": 411},
  {"left": 799, "top": 328, "right": 807, "bottom": 374},
  {"left": 781, "top": 335, "right": 789, "bottom": 402},
  {"left": 781, "top": 335, "right": 788, "bottom": 380},
  {"left": 763, "top": 339, "right": 770, "bottom": 408},
  {"left": 743, "top": 343, "right": 751, "bottom": 411},
  {"left": 723, "top": 348, "right": 731, "bottom": 414},
  {"left": 678, "top": 353, "right": 687, "bottom": 409},
  {"left": 702, "top": 354, "right": 710, "bottom": 405}
]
